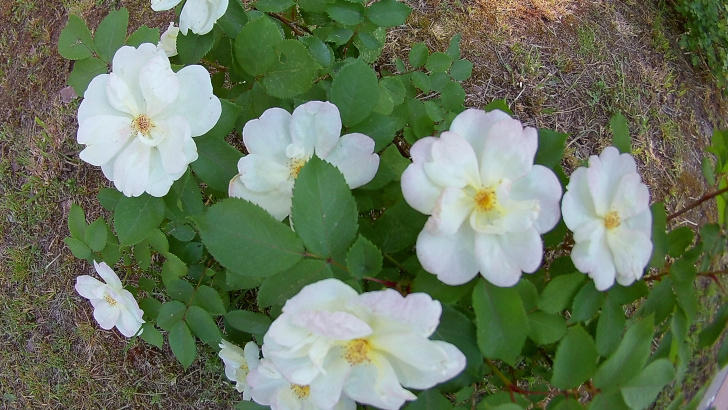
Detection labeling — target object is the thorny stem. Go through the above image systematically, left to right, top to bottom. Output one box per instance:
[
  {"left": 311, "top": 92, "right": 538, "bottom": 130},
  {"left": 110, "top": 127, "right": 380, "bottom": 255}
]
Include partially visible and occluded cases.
[
  {"left": 265, "top": 12, "right": 312, "bottom": 36},
  {"left": 667, "top": 186, "right": 728, "bottom": 222}
]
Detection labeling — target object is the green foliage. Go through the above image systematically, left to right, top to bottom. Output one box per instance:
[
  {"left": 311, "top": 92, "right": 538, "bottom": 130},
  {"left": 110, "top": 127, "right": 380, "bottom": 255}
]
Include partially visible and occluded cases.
[{"left": 675, "top": 0, "right": 728, "bottom": 89}]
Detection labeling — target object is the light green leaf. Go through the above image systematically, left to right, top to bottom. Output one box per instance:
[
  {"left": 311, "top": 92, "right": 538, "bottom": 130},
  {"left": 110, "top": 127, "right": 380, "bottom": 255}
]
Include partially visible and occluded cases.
[
  {"left": 256, "top": 0, "right": 295, "bottom": 12},
  {"left": 326, "top": 0, "right": 365, "bottom": 24},
  {"left": 366, "top": 0, "right": 411, "bottom": 27},
  {"left": 94, "top": 8, "right": 129, "bottom": 63},
  {"left": 58, "top": 15, "right": 95, "bottom": 60},
  {"left": 234, "top": 15, "right": 283, "bottom": 76},
  {"left": 125, "top": 25, "right": 160, "bottom": 47},
  {"left": 177, "top": 30, "right": 216, "bottom": 65},
  {"left": 446, "top": 33, "right": 461, "bottom": 59},
  {"left": 300, "top": 36, "right": 333, "bottom": 67},
  {"left": 262, "top": 40, "right": 318, "bottom": 99},
  {"left": 408, "top": 43, "right": 428, "bottom": 68},
  {"left": 426, "top": 52, "right": 453, "bottom": 72},
  {"left": 68, "top": 57, "right": 108, "bottom": 95},
  {"left": 331, "top": 59, "right": 379, "bottom": 126},
  {"left": 450, "top": 59, "right": 473, "bottom": 81},
  {"left": 441, "top": 81, "right": 465, "bottom": 112},
  {"left": 610, "top": 113, "right": 631, "bottom": 154},
  {"left": 535, "top": 129, "right": 568, "bottom": 171},
  {"left": 190, "top": 134, "right": 243, "bottom": 192},
  {"left": 98, "top": 188, "right": 122, "bottom": 212},
  {"left": 114, "top": 194, "right": 166, "bottom": 247},
  {"left": 194, "top": 199, "right": 304, "bottom": 278},
  {"left": 68, "top": 203, "right": 86, "bottom": 240},
  {"left": 649, "top": 203, "right": 668, "bottom": 269},
  {"left": 84, "top": 218, "right": 108, "bottom": 252},
  {"left": 667, "top": 226, "right": 694, "bottom": 258},
  {"left": 64, "top": 237, "right": 92, "bottom": 259},
  {"left": 133, "top": 240, "right": 152, "bottom": 270},
  {"left": 258, "top": 259, "right": 333, "bottom": 309},
  {"left": 537, "top": 273, "right": 585, "bottom": 314},
  {"left": 635, "top": 277, "right": 674, "bottom": 324},
  {"left": 167, "top": 279, "right": 195, "bottom": 302},
  {"left": 473, "top": 280, "right": 528, "bottom": 365},
  {"left": 569, "top": 281, "right": 604, "bottom": 323},
  {"left": 596, "top": 295, "right": 625, "bottom": 357},
  {"left": 698, "top": 303, "right": 728, "bottom": 348},
  {"left": 186, "top": 305, "right": 222, "bottom": 347},
  {"left": 432, "top": 305, "right": 483, "bottom": 379},
  {"left": 527, "top": 311, "right": 567, "bottom": 345},
  {"left": 593, "top": 316, "right": 654, "bottom": 390},
  {"left": 169, "top": 321, "right": 196, "bottom": 370},
  {"left": 140, "top": 323, "right": 163, "bottom": 348},
  {"left": 551, "top": 325, "right": 598, "bottom": 389},
  {"left": 620, "top": 359, "right": 675, "bottom": 410},
  {"left": 403, "top": 389, "right": 453, "bottom": 409}
]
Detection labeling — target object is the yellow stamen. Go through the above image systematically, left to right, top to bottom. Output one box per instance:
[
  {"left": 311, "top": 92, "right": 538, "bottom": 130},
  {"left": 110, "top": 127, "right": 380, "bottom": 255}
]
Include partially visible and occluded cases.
[
  {"left": 131, "top": 114, "right": 154, "bottom": 136},
  {"left": 288, "top": 158, "right": 307, "bottom": 178},
  {"left": 474, "top": 188, "right": 497, "bottom": 212},
  {"left": 604, "top": 211, "right": 621, "bottom": 229},
  {"left": 104, "top": 294, "right": 117, "bottom": 307},
  {"left": 344, "top": 339, "right": 371, "bottom": 365},
  {"left": 290, "top": 384, "right": 310, "bottom": 399}
]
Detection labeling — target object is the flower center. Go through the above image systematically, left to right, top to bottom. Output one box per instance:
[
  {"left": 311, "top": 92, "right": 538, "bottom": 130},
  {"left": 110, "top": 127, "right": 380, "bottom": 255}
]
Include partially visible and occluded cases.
[
  {"left": 131, "top": 114, "right": 153, "bottom": 136},
  {"left": 288, "top": 158, "right": 307, "bottom": 179},
  {"left": 474, "top": 188, "right": 497, "bottom": 212},
  {"left": 604, "top": 210, "right": 621, "bottom": 229},
  {"left": 104, "top": 294, "right": 117, "bottom": 307},
  {"left": 343, "top": 338, "right": 371, "bottom": 365},
  {"left": 290, "top": 384, "right": 310, "bottom": 399}
]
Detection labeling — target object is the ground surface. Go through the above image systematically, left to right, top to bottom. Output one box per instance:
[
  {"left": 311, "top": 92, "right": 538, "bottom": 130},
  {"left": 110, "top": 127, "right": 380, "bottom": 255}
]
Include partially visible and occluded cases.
[{"left": 0, "top": 0, "right": 726, "bottom": 408}]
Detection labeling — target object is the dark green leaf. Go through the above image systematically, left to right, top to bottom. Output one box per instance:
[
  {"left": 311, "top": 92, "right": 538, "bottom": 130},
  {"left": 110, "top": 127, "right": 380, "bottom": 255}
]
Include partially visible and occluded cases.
[
  {"left": 218, "top": 0, "right": 249, "bottom": 37},
  {"left": 256, "top": 0, "right": 295, "bottom": 12},
  {"left": 326, "top": 0, "right": 365, "bottom": 24},
  {"left": 366, "top": 0, "right": 411, "bottom": 27},
  {"left": 94, "top": 8, "right": 129, "bottom": 63},
  {"left": 58, "top": 15, "right": 95, "bottom": 60},
  {"left": 234, "top": 15, "right": 283, "bottom": 76},
  {"left": 125, "top": 25, "right": 160, "bottom": 47},
  {"left": 177, "top": 30, "right": 216, "bottom": 65},
  {"left": 446, "top": 33, "right": 461, "bottom": 59},
  {"left": 300, "top": 36, "right": 333, "bottom": 67},
  {"left": 262, "top": 40, "right": 318, "bottom": 99},
  {"left": 408, "top": 43, "right": 428, "bottom": 68},
  {"left": 426, "top": 52, "right": 453, "bottom": 72},
  {"left": 68, "top": 57, "right": 108, "bottom": 95},
  {"left": 330, "top": 59, "right": 379, "bottom": 126},
  {"left": 450, "top": 59, "right": 473, "bottom": 81},
  {"left": 411, "top": 71, "right": 431, "bottom": 92},
  {"left": 441, "top": 81, "right": 465, "bottom": 112},
  {"left": 484, "top": 99, "right": 513, "bottom": 115},
  {"left": 348, "top": 112, "right": 404, "bottom": 152},
  {"left": 610, "top": 113, "right": 631, "bottom": 154},
  {"left": 535, "top": 129, "right": 568, "bottom": 170},
  {"left": 190, "top": 134, "right": 243, "bottom": 192},
  {"left": 702, "top": 157, "right": 716, "bottom": 186},
  {"left": 98, "top": 188, "right": 122, "bottom": 212},
  {"left": 114, "top": 194, "right": 166, "bottom": 247},
  {"left": 194, "top": 199, "right": 304, "bottom": 277},
  {"left": 372, "top": 199, "right": 427, "bottom": 254},
  {"left": 68, "top": 203, "right": 86, "bottom": 240},
  {"left": 649, "top": 203, "right": 668, "bottom": 269},
  {"left": 84, "top": 218, "right": 108, "bottom": 252},
  {"left": 667, "top": 226, "right": 694, "bottom": 258},
  {"left": 346, "top": 235, "right": 383, "bottom": 279},
  {"left": 64, "top": 237, "right": 92, "bottom": 259},
  {"left": 133, "top": 240, "right": 152, "bottom": 270},
  {"left": 257, "top": 259, "right": 333, "bottom": 308},
  {"left": 412, "top": 271, "right": 475, "bottom": 305},
  {"left": 537, "top": 273, "right": 585, "bottom": 314},
  {"left": 636, "top": 277, "right": 675, "bottom": 324},
  {"left": 168, "top": 279, "right": 195, "bottom": 302},
  {"left": 473, "top": 280, "right": 528, "bottom": 365},
  {"left": 569, "top": 281, "right": 604, "bottom": 323},
  {"left": 192, "top": 285, "right": 227, "bottom": 316},
  {"left": 596, "top": 295, "right": 625, "bottom": 357},
  {"left": 157, "top": 300, "right": 187, "bottom": 331},
  {"left": 698, "top": 304, "right": 728, "bottom": 348},
  {"left": 186, "top": 305, "right": 222, "bottom": 347},
  {"left": 432, "top": 305, "right": 483, "bottom": 379},
  {"left": 225, "top": 310, "right": 272, "bottom": 336},
  {"left": 528, "top": 311, "right": 567, "bottom": 345},
  {"left": 593, "top": 316, "right": 654, "bottom": 390},
  {"left": 169, "top": 321, "right": 196, "bottom": 370},
  {"left": 140, "top": 323, "right": 163, "bottom": 348},
  {"left": 551, "top": 325, "right": 598, "bottom": 389},
  {"left": 719, "top": 336, "right": 728, "bottom": 368},
  {"left": 620, "top": 359, "right": 675, "bottom": 410},
  {"left": 404, "top": 389, "right": 453, "bottom": 410},
  {"left": 588, "top": 391, "right": 629, "bottom": 410}
]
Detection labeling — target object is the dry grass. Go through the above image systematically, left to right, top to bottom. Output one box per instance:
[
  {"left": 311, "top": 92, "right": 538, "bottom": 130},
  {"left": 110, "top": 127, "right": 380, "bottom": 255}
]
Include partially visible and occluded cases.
[{"left": 1, "top": 0, "right": 727, "bottom": 407}]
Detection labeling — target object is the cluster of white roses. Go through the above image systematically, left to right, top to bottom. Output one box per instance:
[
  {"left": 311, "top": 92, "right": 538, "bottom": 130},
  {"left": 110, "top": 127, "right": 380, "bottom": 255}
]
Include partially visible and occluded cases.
[
  {"left": 402, "top": 109, "right": 653, "bottom": 291},
  {"left": 218, "top": 279, "right": 466, "bottom": 410}
]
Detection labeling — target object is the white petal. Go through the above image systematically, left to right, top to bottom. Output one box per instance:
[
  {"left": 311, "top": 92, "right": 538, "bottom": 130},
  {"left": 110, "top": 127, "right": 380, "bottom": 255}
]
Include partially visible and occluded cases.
[
  {"left": 151, "top": 0, "right": 183, "bottom": 11},
  {"left": 158, "top": 23, "right": 179, "bottom": 57},
  {"left": 111, "top": 44, "right": 159, "bottom": 103},
  {"left": 138, "top": 53, "right": 179, "bottom": 117},
  {"left": 170, "top": 65, "right": 222, "bottom": 136},
  {"left": 106, "top": 73, "right": 140, "bottom": 115},
  {"left": 290, "top": 101, "right": 342, "bottom": 157},
  {"left": 243, "top": 108, "right": 293, "bottom": 158},
  {"left": 449, "top": 108, "right": 513, "bottom": 155},
  {"left": 78, "top": 115, "right": 133, "bottom": 166},
  {"left": 154, "top": 117, "right": 193, "bottom": 174},
  {"left": 478, "top": 119, "right": 537, "bottom": 184},
  {"left": 423, "top": 131, "right": 480, "bottom": 189},
  {"left": 323, "top": 133, "right": 379, "bottom": 188},
  {"left": 401, "top": 137, "right": 443, "bottom": 214},
  {"left": 112, "top": 138, "right": 152, "bottom": 197},
  {"left": 585, "top": 147, "right": 637, "bottom": 217},
  {"left": 145, "top": 150, "right": 178, "bottom": 197},
  {"left": 235, "top": 154, "right": 291, "bottom": 192},
  {"left": 510, "top": 165, "right": 563, "bottom": 233},
  {"left": 561, "top": 166, "right": 597, "bottom": 231},
  {"left": 609, "top": 172, "right": 650, "bottom": 220},
  {"left": 228, "top": 178, "right": 293, "bottom": 220},
  {"left": 425, "top": 187, "right": 472, "bottom": 236},
  {"left": 571, "top": 222, "right": 615, "bottom": 291},
  {"left": 416, "top": 224, "right": 479, "bottom": 286},
  {"left": 607, "top": 227, "right": 652, "bottom": 286},
  {"left": 473, "top": 232, "right": 528, "bottom": 287},
  {"left": 94, "top": 261, "right": 123, "bottom": 289},
  {"left": 75, "top": 275, "right": 105, "bottom": 299},
  {"left": 280, "top": 278, "right": 360, "bottom": 315},
  {"left": 353, "top": 290, "right": 442, "bottom": 337},
  {"left": 93, "top": 302, "right": 121, "bottom": 330},
  {"left": 116, "top": 307, "right": 145, "bottom": 337},
  {"left": 290, "top": 310, "right": 372, "bottom": 340},
  {"left": 375, "top": 335, "right": 465, "bottom": 389},
  {"left": 344, "top": 360, "right": 416, "bottom": 410}
]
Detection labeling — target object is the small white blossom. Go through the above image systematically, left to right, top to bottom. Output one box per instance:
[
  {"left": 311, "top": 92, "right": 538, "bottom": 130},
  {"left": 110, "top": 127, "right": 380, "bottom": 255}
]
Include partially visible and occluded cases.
[
  {"left": 151, "top": 0, "right": 229, "bottom": 35},
  {"left": 158, "top": 23, "right": 179, "bottom": 57},
  {"left": 77, "top": 43, "right": 221, "bottom": 197},
  {"left": 229, "top": 101, "right": 379, "bottom": 220},
  {"left": 401, "top": 109, "right": 563, "bottom": 287},
  {"left": 561, "top": 146, "right": 653, "bottom": 290},
  {"left": 75, "top": 261, "right": 145, "bottom": 337},
  {"left": 261, "top": 279, "right": 466, "bottom": 410},
  {"left": 219, "top": 340, "right": 260, "bottom": 399}
]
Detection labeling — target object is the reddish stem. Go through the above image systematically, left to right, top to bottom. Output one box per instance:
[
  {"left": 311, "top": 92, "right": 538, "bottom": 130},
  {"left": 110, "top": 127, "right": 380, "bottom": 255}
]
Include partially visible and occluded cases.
[{"left": 667, "top": 186, "right": 728, "bottom": 221}]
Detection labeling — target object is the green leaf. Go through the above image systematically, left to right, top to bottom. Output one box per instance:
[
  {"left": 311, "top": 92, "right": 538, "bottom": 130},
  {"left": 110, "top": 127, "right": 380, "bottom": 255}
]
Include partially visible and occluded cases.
[
  {"left": 218, "top": 0, "right": 249, "bottom": 37},
  {"left": 256, "top": 0, "right": 295, "bottom": 12},
  {"left": 327, "top": 0, "right": 365, "bottom": 24},
  {"left": 366, "top": 0, "right": 411, "bottom": 27},
  {"left": 94, "top": 8, "right": 129, "bottom": 63},
  {"left": 58, "top": 15, "right": 95, "bottom": 60},
  {"left": 234, "top": 15, "right": 283, "bottom": 76},
  {"left": 125, "top": 25, "right": 160, "bottom": 47},
  {"left": 177, "top": 30, "right": 216, "bottom": 65},
  {"left": 446, "top": 33, "right": 461, "bottom": 59},
  {"left": 300, "top": 36, "right": 333, "bottom": 67},
  {"left": 262, "top": 40, "right": 318, "bottom": 99},
  {"left": 409, "top": 43, "right": 428, "bottom": 68},
  {"left": 426, "top": 52, "right": 454, "bottom": 72},
  {"left": 68, "top": 57, "right": 108, "bottom": 95},
  {"left": 331, "top": 59, "right": 379, "bottom": 126},
  {"left": 450, "top": 59, "right": 473, "bottom": 81},
  {"left": 411, "top": 71, "right": 431, "bottom": 93},
  {"left": 441, "top": 81, "right": 466, "bottom": 112},
  {"left": 484, "top": 99, "right": 513, "bottom": 115},
  {"left": 348, "top": 112, "right": 404, "bottom": 152},
  {"left": 610, "top": 113, "right": 631, "bottom": 154},
  {"left": 535, "top": 129, "right": 568, "bottom": 171},
  {"left": 190, "top": 134, "right": 243, "bottom": 192},
  {"left": 291, "top": 157, "right": 358, "bottom": 258},
  {"left": 702, "top": 157, "right": 716, "bottom": 186},
  {"left": 98, "top": 188, "right": 122, "bottom": 212},
  {"left": 114, "top": 194, "right": 166, "bottom": 247},
  {"left": 195, "top": 199, "right": 304, "bottom": 277},
  {"left": 372, "top": 199, "right": 428, "bottom": 254},
  {"left": 68, "top": 203, "right": 86, "bottom": 240},
  {"left": 649, "top": 203, "right": 668, "bottom": 269},
  {"left": 84, "top": 218, "right": 108, "bottom": 252},
  {"left": 667, "top": 226, "right": 694, "bottom": 258},
  {"left": 346, "top": 235, "right": 383, "bottom": 279},
  {"left": 64, "top": 237, "right": 92, "bottom": 259},
  {"left": 257, "top": 259, "right": 333, "bottom": 308},
  {"left": 537, "top": 273, "right": 585, "bottom": 314},
  {"left": 635, "top": 277, "right": 675, "bottom": 324},
  {"left": 168, "top": 279, "right": 195, "bottom": 302},
  {"left": 473, "top": 280, "right": 528, "bottom": 365},
  {"left": 569, "top": 281, "right": 604, "bottom": 323},
  {"left": 192, "top": 285, "right": 227, "bottom": 316},
  {"left": 596, "top": 295, "right": 625, "bottom": 357},
  {"left": 157, "top": 300, "right": 187, "bottom": 331},
  {"left": 698, "top": 304, "right": 728, "bottom": 348},
  {"left": 186, "top": 305, "right": 222, "bottom": 347},
  {"left": 225, "top": 310, "right": 272, "bottom": 336},
  {"left": 527, "top": 311, "right": 567, "bottom": 345},
  {"left": 593, "top": 316, "right": 654, "bottom": 390},
  {"left": 169, "top": 321, "right": 196, "bottom": 370},
  {"left": 140, "top": 323, "right": 163, "bottom": 348},
  {"left": 551, "top": 325, "right": 598, "bottom": 389},
  {"left": 719, "top": 336, "right": 728, "bottom": 368},
  {"left": 620, "top": 359, "right": 675, "bottom": 410},
  {"left": 404, "top": 389, "right": 453, "bottom": 410},
  {"left": 588, "top": 391, "right": 629, "bottom": 410},
  {"left": 548, "top": 397, "right": 583, "bottom": 410},
  {"left": 235, "top": 402, "right": 269, "bottom": 410}
]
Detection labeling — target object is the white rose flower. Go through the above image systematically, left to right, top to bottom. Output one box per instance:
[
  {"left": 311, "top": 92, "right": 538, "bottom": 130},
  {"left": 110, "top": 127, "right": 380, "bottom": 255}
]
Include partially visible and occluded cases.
[
  {"left": 151, "top": 0, "right": 229, "bottom": 35},
  {"left": 158, "top": 22, "right": 179, "bottom": 57},
  {"left": 77, "top": 43, "right": 221, "bottom": 197},
  {"left": 229, "top": 101, "right": 379, "bottom": 220},
  {"left": 401, "top": 109, "right": 563, "bottom": 287},
  {"left": 561, "top": 146, "right": 653, "bottom": 290},
  {"left": 74, "top": 261, "right": 145, "bottom": 338},
  {"left": 262, "top": 279, "right": 466, "bottom": 410},
  {"left": 219, "top": 340, "right": 260, "bottom": 399},
  {"left": 247, "top": 358, "right": 356, "bottom": 410}
]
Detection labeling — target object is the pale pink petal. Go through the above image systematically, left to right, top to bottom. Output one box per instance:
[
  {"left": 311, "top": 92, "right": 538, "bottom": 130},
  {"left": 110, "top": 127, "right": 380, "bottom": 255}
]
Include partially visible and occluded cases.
[
  {"left": 290, "top": 101, "right": 342, "bottom": 157},
  {"left": 243, "top": 108, "right": 292, "bottom": 158},
  {"left": 478, "top": 120, "right": 537, "bottom": 184},
  {"left": 323, "top": 133, "right": 379, "bottom": 188},
  {"left": 401, "top": 137, "right": 443, "bottom": 214},
  {"left": 416, "top": 224, "right": 479, "bottom": 286},
  {"left": 353, "top": 290, "right": 442, "bottom": 337},
  {"left": 290, "top": 310, "right": 372, "bottom": 340}
]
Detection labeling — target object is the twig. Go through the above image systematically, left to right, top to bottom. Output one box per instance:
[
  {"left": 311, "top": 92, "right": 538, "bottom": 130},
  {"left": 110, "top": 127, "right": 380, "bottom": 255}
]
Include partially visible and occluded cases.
[{"left": 667, "top": 186, "right": 728, "bottom": 222}]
